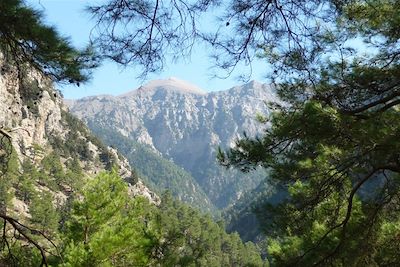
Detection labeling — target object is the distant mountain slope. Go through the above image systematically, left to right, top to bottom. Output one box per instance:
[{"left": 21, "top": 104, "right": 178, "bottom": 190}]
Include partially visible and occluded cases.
[
  {"left": 68, "top": 77, "right": 278, "bottom": 209},
  {"left": 88, "top": 123, "right": 215, "bottom": 213},
  {"left": 223, "top": 178, "right": 287, "bottom": 242}
]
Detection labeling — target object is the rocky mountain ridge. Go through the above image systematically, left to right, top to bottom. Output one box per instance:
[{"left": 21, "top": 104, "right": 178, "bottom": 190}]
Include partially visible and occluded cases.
[
  {"left": 0, "top": 57, "right": 159, "bottom": 220},
  {"left": 67, "top": 78, "right": 278, "bottom": 209}
]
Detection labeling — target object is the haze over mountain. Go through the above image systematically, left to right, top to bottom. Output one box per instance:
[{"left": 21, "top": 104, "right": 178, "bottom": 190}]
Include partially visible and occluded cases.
[{"left": 67, "top": 77, "right": 279, "bottom": 210}]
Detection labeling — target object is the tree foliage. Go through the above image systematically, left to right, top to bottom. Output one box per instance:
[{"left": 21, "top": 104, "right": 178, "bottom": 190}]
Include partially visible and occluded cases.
[
  {"left": 0, "top": 0, "right": 98, "bottom": 84},
  {"left": 88, "top": 0, "right": 353, "bottom": 80},
  {"left": 88, "top": 0, "right": 218, "bottom": 77},
  {"left": 217, "top": 0, "right": 400, "bottom": 265},
  {"left": 87, "top": 123, "right": 215, "bottom": 212},
  {"left": 0, "top": 133, "right": 58, "bottom": 266},
  {"left": 0, "top": 137, "right": 266, "bottom": 266},
  {"left": 63, "top": 170, "right": 156, "bottom": 266},
  {"left": 62, "top": 171, "right": 265, "bottom": 266},
  {"left": 151, "top": 191, "right": 264, "bottom": 266}
]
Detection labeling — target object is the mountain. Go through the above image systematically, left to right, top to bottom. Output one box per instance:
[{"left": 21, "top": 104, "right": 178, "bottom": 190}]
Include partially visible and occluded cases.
[
  {"left": 0, "top": 57, "right": 158, "bottom": 222},
  {"left": 0, "top": 60, "right": 264, "bottom": 266},
  {"left": 67, "top": 77, "right": 279, "bottom": 210},
  {"left": 121, "top": 77, "right": 207, "bottom": 96},
  {"left": 88, "top": 124, "right": 215, "bottom": 212},
  {"left": 224, "top": 178, "right": 288, "bottom": 242}
]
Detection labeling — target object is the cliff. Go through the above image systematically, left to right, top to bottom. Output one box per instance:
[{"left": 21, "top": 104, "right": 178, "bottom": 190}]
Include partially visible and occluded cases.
[{"left": 0, "top": 56, "right": 159, "bottom": 219}]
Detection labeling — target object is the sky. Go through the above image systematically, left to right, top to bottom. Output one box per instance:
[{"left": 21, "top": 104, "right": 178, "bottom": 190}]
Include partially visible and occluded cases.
[{"left": 26, "top": 0, "right": 270, "bottom": 99}]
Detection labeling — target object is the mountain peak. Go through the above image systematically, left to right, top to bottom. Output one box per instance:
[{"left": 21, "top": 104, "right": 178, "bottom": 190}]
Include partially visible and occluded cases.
[
  {"left": 122, "top": 77, "right": 207, "bottom": 97},
  {"left": 145, "top": 77, "right": 206, "bottom": 95}
]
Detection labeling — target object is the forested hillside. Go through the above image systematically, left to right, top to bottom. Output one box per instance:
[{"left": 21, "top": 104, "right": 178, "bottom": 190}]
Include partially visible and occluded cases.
[{"left": 87, "top": 123, "right": 215, "bottom": 213}]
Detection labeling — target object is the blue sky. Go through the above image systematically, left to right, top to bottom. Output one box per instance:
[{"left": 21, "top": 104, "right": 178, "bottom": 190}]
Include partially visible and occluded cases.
[{"left": 26, "top": 0, "right": 269, "bottom": 99}]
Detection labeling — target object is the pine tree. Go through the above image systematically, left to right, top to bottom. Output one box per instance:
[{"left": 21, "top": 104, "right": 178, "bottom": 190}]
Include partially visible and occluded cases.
[
  {"left": 0, "top": 0, "right": 98, "bottom": 84},
  {"left": 218, "top": 0, "right": 400, "bottom": 265},
  {"left": 0, "top": 145, "right": 18, "bottom": 214},
  {"left": 63, "top": 171, "right": 156, "bottom": 266},
  {"left": 30, "top": 191, "right": 60, "bottom": 237}
]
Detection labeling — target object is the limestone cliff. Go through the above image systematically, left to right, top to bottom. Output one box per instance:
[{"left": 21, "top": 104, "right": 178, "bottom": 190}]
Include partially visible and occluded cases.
[{"left": 0, "top": 57, "right": 159, "bottom": 216}]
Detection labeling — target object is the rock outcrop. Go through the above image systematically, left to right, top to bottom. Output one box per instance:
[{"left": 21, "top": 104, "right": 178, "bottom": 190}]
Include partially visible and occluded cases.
[{"left": 0, "top": 57, "right": 159, "bottom": 209}]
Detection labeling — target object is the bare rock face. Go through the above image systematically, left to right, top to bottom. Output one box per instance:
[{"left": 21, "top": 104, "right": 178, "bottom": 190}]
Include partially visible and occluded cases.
[
  {"left": 0, "top": 58, "right": 158, "bottom": 208},
  {"left": 0, "top": 66, "right": 64, "bottom": 160},
  {"left": 68, "top": 77, "right": 278, "bottom": 209},
  {"left": 128, "top": 180, "right": 161, "bottom": 205}
]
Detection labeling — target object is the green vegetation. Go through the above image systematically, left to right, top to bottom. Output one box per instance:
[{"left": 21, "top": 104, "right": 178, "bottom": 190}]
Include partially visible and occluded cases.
[
  {"left": 0, "top": 0, "right": 97, "bottom": 84},
  {"left": 217, "top": 0, "right": 400, "bottom": 265},
  {"left": 19, "top": 80, "right": 43, "bottom": 116},
  {"left": 0, "top": 105, "right": 263, "bottom": 266},
  {"left": 49, "top": 111, "right": 119, "bottom": 174},
  {"left": 49, "top": 111, "right": 92, "bottom": 161},
  {"left": 88, "top": 123, "right": 216, "bottom": 213},
  {"left": 0, "top": 136, "right": 84, "bottom": 265},
  {"left": 0, "top": 139, "right": 18, "bottom": 214},
  {"left": 40, "top": 151, "right": 66, "bottom": 190},
  {"left": 1, "top": 157, "right": 265, "bottom": 266},
  {"left": 15, "top": 159, "right": 39, "bottom": 203},
  {"left": 196, "top": 163, "right": 265, "bottom": 209},
  {"left": 62, "top": 171, "right": 264, "bottom": 266},
  {"left": 63, "top": 171, "right": 155, "bottom": 266},
  {"left": 223, "top": 178, "right": 284, "bottom": 242},
  {"left": 30, "top": 191, "right": 60, "bottom": 237},
  {"left": 152, "top": 192, "right": 264, "bottom": 267}
]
